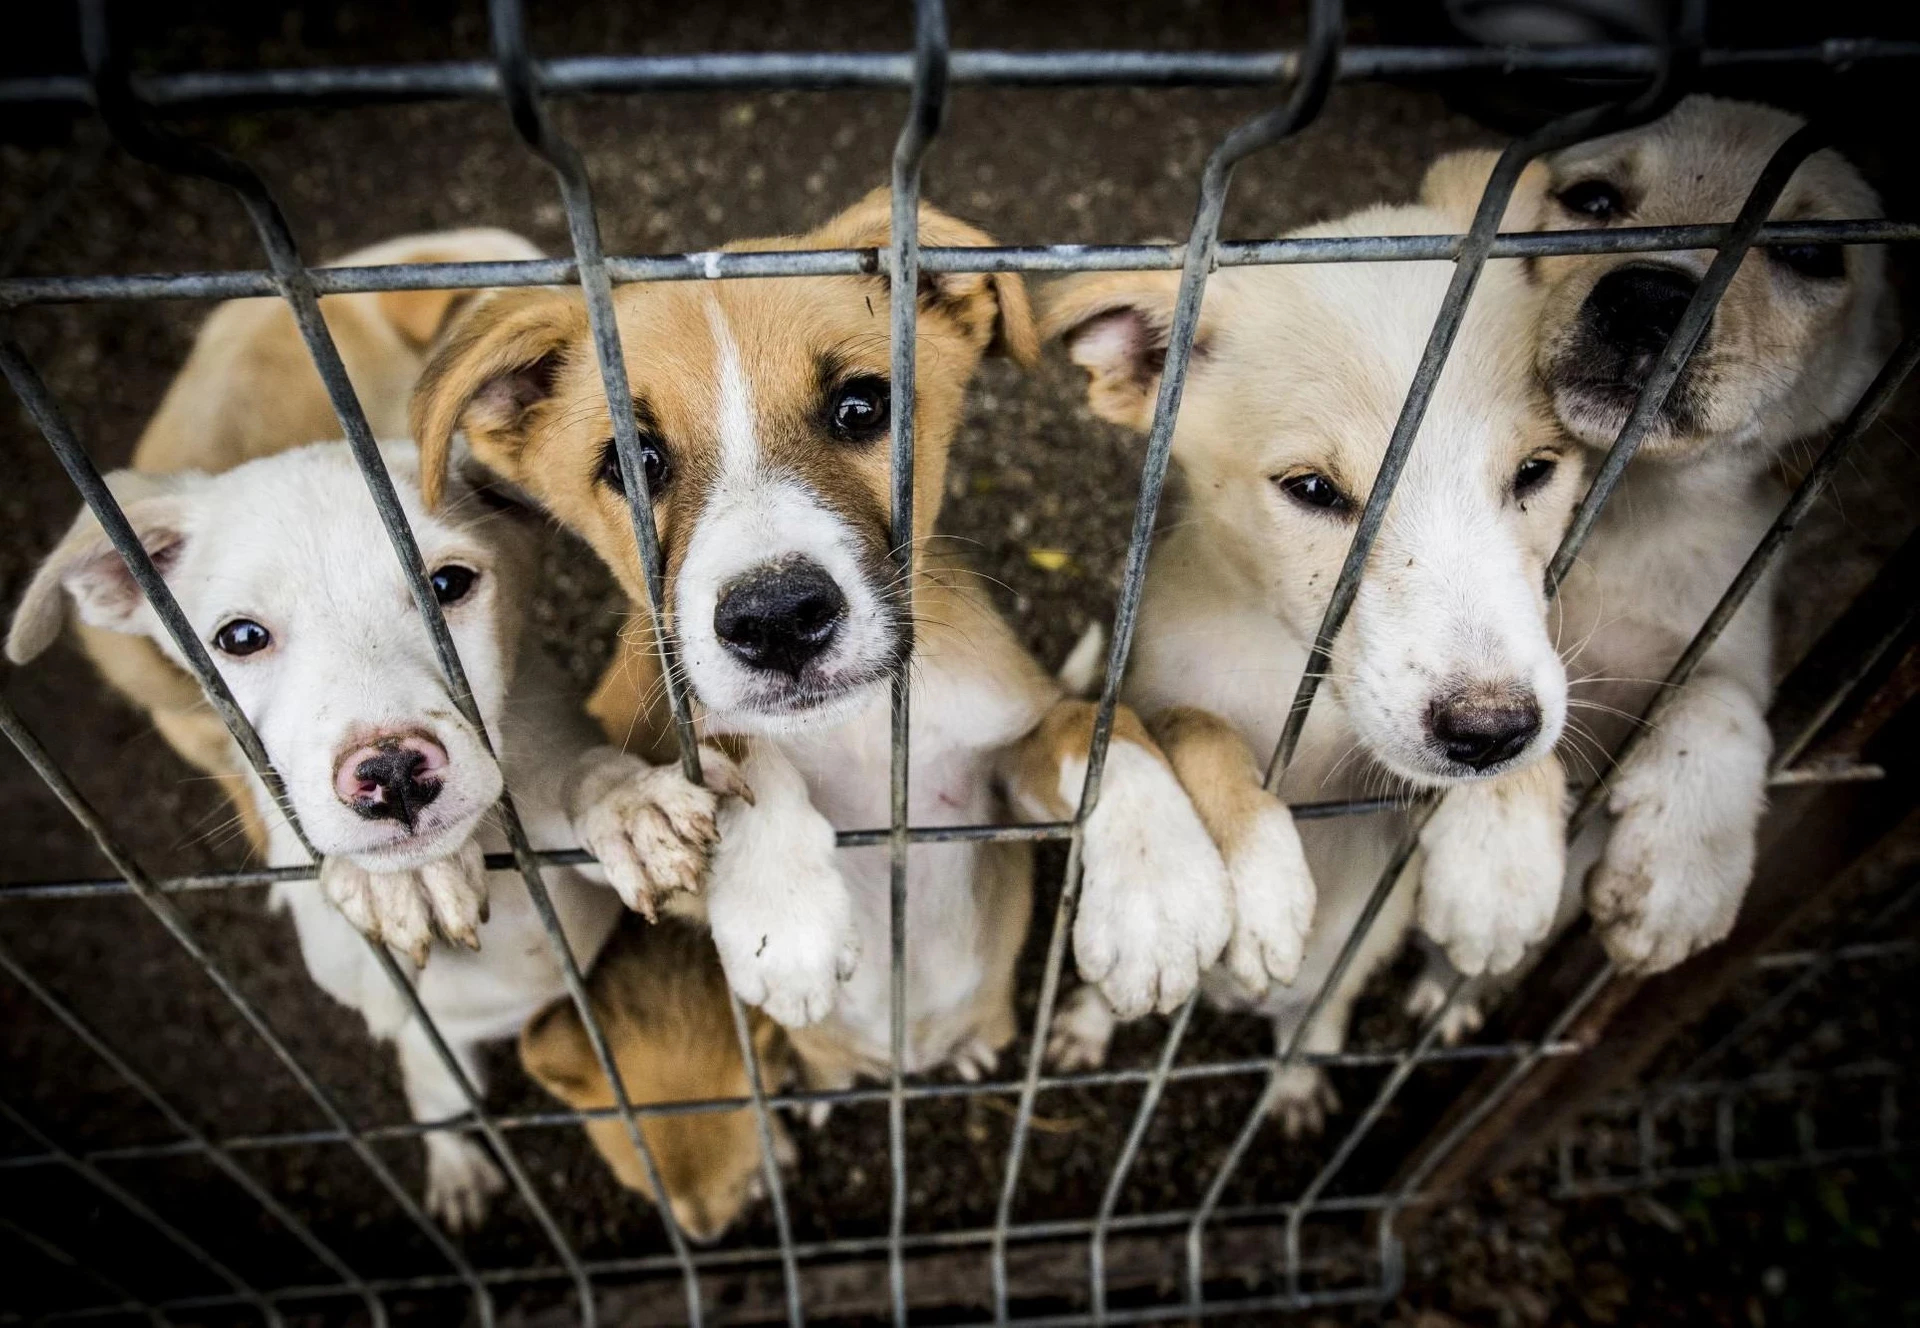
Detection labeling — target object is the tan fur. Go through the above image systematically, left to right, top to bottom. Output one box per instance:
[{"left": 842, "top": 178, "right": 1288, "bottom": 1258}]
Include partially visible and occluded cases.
[
  {"left": 59, "top": 230, "right": 543, "bottom": 852},
  {"left": 1148, "top": 706, "right": 1279, "bottom": 868},
  {"left": 519, "top": 918, "right": 790, "bottom": 1243}
]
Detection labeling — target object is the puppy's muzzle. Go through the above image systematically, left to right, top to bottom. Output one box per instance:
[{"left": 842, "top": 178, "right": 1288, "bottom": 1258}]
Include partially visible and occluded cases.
[
  {"left": 1579, "top": 263, "right": 1698, "bottom": 383},
  {"left": 713, "top": 558, "right": 848, "bottom": 679},
  {"left": 1425, "top": 687, "right": 1542, "bottom": 773},
  {"left": 335, "top": 733, "right": 448, "bottom": 830}
]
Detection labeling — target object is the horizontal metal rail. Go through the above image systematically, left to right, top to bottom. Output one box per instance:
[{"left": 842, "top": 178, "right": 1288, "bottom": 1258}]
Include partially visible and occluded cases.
[
  {"left": 3, "top": 39, "right": 1916, "bottom": 110},
  {"left": 3, "top": 220, "right": 1912, "bottom": 308}
]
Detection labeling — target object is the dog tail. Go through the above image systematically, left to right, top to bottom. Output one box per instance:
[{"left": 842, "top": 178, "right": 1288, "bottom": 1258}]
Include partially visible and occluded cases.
[{"left": 1056, "top": 621, "right": 1107, "bottom": 698}]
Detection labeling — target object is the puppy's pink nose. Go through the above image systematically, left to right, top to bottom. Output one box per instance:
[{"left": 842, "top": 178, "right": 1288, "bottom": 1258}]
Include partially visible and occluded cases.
[{"left": 334, "top": 733, "right": 449, "bottom": 830}]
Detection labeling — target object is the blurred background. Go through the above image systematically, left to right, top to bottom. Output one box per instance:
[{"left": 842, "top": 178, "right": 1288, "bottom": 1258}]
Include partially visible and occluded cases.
[{"left": 2, "top": 2, "right": 1918, "bottom": 1324}]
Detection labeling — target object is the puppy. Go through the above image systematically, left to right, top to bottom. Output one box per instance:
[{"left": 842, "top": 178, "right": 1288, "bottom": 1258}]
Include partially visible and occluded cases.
[
  {"left": 1424, "top": 96, "right": 1894, "bottom": 972},
  {"left": 1040, "top": 189, "right": 1582, "bottom": 1127},
  {"left": 409, "top": 191, "right": 1246, "bottom": 1104},
  {"left": 70, "top": 228, "right": 545, "bottom": 851},
  {"left": 7, "top": 440, "right": 720, "bottom": 1227},
  {"left": 521, "top": 916, "right": 792, "bottom": 1244}
]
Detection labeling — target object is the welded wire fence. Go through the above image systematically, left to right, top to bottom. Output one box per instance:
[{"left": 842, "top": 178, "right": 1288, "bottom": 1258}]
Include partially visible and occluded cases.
[{"left": 1, "top": 0, "right": 1916, "bottom": 1324}]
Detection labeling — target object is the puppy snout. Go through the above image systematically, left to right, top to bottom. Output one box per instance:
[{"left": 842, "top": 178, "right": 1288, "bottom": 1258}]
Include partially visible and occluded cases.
[
  {"left": 1582, "top": 263, "right": 1698, "bottom": 379},
  {"left": 713, "top": 558, "right": 847, "bottom": 678},
  {"left": 1426, "top": 689, "right": 1542, "bottom": 773},
  {"left": 335, "top": 733, "right": 448, "bottom": 830}
]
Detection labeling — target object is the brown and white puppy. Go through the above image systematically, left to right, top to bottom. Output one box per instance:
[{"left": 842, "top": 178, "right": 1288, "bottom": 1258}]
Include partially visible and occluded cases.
[
  {"left": 1424, "top": 97, "right": 1894, "bottom": 972},
  {"left": 1040, "top": 189, "right": 1582, "bottom": 1126},
  {"left": 411, "top": 192, "right": 1246, "bottom": 1100},
  {"left": 60, "top": 228, "right": 546, "bottom": 851},
  {"left": 521, "top": 917, "right": 792, "bottom": 1244}
]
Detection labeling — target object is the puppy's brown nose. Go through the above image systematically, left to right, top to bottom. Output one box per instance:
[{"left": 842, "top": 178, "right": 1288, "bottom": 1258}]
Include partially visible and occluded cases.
[
  {"left": 1582, "top": 263, "right": 1697, "bottom": 378},
  {"left": 714, "top": 559, "right": 846, "bottom": 678},
  {"left": 1427, "top": 692, "right": 1541, "bottom": 772},
  {"left": 335, "top": 733, "right": 447, "bottom": 830}
]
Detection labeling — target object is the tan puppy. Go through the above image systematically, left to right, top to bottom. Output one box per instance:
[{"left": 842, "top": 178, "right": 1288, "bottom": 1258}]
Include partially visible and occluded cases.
[
  {"left": 1424, "top": 97, "right": 1894, "bottom": 971},
  {"left": 1040, "top": 190, "right": 1582, "bottom": 1125},
  {"left": 412, "top": 192, "right": 1248, "bottom": 1105},
  {"left": 67, "top": 228, "right": 546, "bottom": 850},
  {"left": 521, "top": 917, "right": 791, "bottom": 1243}
]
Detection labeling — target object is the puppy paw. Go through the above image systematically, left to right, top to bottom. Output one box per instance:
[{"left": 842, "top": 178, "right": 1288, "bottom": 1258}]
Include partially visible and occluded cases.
[
  {"left": 1074, "top": 743, "right": 1234, "bottom": 1019},
  {"left": 568, "top": 745, "right": 749, "bottom": 918},
  {"left": 1418, "top": 774, "right": 1565, "bottom": 978},
  {"left": 1588, "top": 781, "right": 1751, "bottom": 974},
  {"left": 1220, "top": 794, "right": 1316, "bottom": 995},
  {"left": 322, "top": 839, "right": 488, "bottom": 966},
  {"left": 1403, "top": 972, "right": 1484, "bottom": 1047},
  {"left": 1045, "top": 984, "right": 1118, "bottom": 1072},
  {"left": 951, "top": 1037, "right": 1000, "bottom": 1083},
  {"left": 1264, "top": 1065, "right": 1340, "bottom": 1140},
  {"left": 424, "top": 1133, "right": 504, "bottom": 1231}
]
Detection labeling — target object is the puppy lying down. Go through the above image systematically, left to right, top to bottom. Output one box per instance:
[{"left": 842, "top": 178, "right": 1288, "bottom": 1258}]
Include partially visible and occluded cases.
[{"left": 7, "top": 440, "right": 733, "bottom": 1230}]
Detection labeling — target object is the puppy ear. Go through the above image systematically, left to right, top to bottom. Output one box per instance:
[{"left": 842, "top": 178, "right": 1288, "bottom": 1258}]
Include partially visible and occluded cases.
[
  {"left": 1420, "top": 148, "right": 1553, "bottom": 233},
  {"left": 809, "top": 188, "right": 1040, "bottom": 368},
  {"left": 1039, "top": 270, "right": 1188, "bottom": 431},
  {"left": 408, "top": 287, "right": 586, "bottom": 510},
  {"left": 7, "top": 473, "right": 194, "bottom": 665},
  {"left": 518, "top": 997, "right": 602, "bottom": 1103}
]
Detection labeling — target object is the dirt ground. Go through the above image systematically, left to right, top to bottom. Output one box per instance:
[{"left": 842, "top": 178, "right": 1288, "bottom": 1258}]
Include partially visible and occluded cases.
[{"left": 2, "top": 1, "right": 1918, "bottom": 1324}]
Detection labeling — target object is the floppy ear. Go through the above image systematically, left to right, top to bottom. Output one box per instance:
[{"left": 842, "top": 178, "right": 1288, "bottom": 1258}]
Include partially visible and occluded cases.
[
  {"left": 1420, "top": 148, "right": 1553, "bottom": 233},
  {"left": 809, "top": 188, "right": 1039, "bottom": 368},
  {"left": 1039, "top": 270, "right": 1188, "bottom": 431},
  {"left": 408, "top": 287, "right": 587, "bottom": 509},
  {"left": 7, "top": 473, "right": 195, "bottom": 665},
  {"left": 518, "top": 997, "right": 603, "bottom": 1103}
]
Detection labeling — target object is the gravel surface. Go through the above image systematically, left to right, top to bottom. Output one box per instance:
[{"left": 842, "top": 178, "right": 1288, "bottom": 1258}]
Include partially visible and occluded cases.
[{"left": 2, "top": 2, "right": 1917, "bottom": 1324}]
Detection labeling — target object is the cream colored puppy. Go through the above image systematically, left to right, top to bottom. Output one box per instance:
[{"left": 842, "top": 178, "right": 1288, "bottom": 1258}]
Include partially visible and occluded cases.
[
  {"left": 1425, "top": 96, "right": 1893, "bottom": 972},
  {"left": 1042, "top": 190, "right": 1583, "bottom": 1125},
  {"left": 66, "top": 228, "right": 545, "bottom": 851}
]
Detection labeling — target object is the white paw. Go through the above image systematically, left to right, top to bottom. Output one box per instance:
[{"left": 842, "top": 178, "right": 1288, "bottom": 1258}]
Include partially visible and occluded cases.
[
  {"left": 1073, "top": 744, "right": 1234, "bottom": 1019},
  {"left": 568, "top": 745, "right": 748, "bottom": 919},
  {"left": 1418, "top": 779, "right": 1564, "bottom": 978},
  {"left": 1588, "top": 780, "right": 1752, "bottom": 975},
  {"left": 1220, "top": 794, "right": 1316, "bottom": 995},
  {"left": 707, "top": 797, "right": 859, "bottom": 1030},
  {"left": 322, "top": 839, "right": 488, "bottom": 966},
  {"left": 1403, "top": 973, "right": 1484, "bottom": 1047},
  {"left": 1045, "top": 984, "right": 1117, "bottom": 1072},
  {"left": 951, "top": 1037, "right": 999, "bottom": 1083},
  {"left": 1264, "top": 1064, "right": 1340, "bottom": 1139},
  {"left": 805, "top": 1100, "right": 835, "bottom": 1130},
  {"left": 424, "top": 1133, "right": 504, "bottom": 1231}
]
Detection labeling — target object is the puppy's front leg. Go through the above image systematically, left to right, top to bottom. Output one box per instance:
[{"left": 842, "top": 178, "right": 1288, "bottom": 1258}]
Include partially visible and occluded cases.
[
  {"left": 1588, "top": 672, "right": 1769, "bottom": 973},
  {"left": 1006, "top": 701, "right": 1231, "bottom": 1019},
  {"left": 1151, "top": 707, "right": 1316, "bottom": 994},
  {"left": 704, "top": 741, "right": 860, "bottom": 1029},
  {"left": 567, "top": 744, "right": 751, "bottom": 918},
  {"left": 1418, "top": 754, "right": 1567, "bottom": 977},
  {"left": 322, "top": 839, "right": 489, "bottom": 966},
  {"left": 395, "top": 1020, "right": 504, "bottom": 1230}
]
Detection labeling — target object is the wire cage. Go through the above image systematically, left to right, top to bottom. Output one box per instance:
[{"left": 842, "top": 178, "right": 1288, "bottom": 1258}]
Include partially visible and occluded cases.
[{"left": 2, "top": 0, "right": 1917, "bottom": 1323}]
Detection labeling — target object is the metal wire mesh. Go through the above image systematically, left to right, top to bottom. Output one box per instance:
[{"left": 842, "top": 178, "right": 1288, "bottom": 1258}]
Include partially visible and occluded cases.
[{"left": 0, "top": 3, "right": 1915, "bottom": 1325}]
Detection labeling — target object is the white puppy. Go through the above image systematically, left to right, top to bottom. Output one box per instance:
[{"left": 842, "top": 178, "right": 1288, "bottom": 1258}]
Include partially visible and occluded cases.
[
  {"left": 1425, "top": 96, "right": 1894, "bottom": 972},
  {"left": 1042, "top": 190, "right": 1584, "bottom": 1127},
  {"left": 8, "top": 441, "right": 720, "bottom": 1226}
]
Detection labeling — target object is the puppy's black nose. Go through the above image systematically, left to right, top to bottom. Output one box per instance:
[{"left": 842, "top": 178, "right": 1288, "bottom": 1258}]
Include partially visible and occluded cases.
[
  {"left": 1582, "top": 264, "right": 1697, "bottom": 378},
  {"left": 714, "top": 559, "right": 847, "bottom": 678},
  {"left": 1427, "top": 693, "right": 1542, "bottom": 772},
  {"left": 347, "top": 746, "right": 443, "bottom": 829}
]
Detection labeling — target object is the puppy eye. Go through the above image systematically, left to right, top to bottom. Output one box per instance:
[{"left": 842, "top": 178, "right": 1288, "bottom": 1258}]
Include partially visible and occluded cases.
[
  {"left": 1555, "top": 179, "right": 1624, "bottom": 221},
  {"left": 1766, "top": 243, "right": 1846, "bottom": 282},
  {"left": 826, "top": 375, "right": 891, "bottom": 444},
  {"left": 596, "top": 436, "right": 672, "bottom": 498},
  {"left": 1513, "top": 453, "right": 1559, "bottom": 499},
  {"left": 1275, "top": 471, "right": 1355, "bottom": 517},
  {"left": 429, "top": 564, "right": 479, "bottom": 606},
  {"left": 213, "top": 618, "right": 271, "bottom": 656}
]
